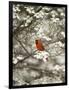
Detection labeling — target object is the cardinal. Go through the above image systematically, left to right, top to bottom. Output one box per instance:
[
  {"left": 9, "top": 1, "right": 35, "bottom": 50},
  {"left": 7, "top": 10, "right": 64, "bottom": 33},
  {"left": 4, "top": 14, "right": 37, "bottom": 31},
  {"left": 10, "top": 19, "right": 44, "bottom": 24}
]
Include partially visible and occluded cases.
[
  {"left": 35, "top": 39, "right": 45, "bottom": 51},
  {"left": 35, "top": 39, "right": 49, "bottom": 62}
]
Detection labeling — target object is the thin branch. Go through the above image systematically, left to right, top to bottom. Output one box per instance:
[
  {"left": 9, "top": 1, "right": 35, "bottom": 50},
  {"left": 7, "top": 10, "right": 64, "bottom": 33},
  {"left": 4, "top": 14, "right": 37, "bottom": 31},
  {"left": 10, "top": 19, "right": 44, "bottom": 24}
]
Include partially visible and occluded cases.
[
  {"left": 13, "top": 6, "right": 43, "bottom": 36},
  {"left": 14, "top": 36, "right": 30, "bottom": 55}
]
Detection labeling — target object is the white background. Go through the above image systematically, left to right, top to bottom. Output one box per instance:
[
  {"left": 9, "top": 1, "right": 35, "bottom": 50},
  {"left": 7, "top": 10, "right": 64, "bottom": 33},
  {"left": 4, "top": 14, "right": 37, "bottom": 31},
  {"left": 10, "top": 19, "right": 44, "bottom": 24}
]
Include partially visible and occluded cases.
[{"left": 0, "top": 0, "right": 69, "bottom": 89}]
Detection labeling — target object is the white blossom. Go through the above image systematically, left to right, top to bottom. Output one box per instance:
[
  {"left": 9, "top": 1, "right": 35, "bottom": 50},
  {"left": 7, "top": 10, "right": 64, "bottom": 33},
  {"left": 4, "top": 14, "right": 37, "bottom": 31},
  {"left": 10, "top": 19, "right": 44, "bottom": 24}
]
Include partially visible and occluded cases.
[
  {"left": 61, "top": 32, "right": 65, "bottom": 38},
  {"left": 17, "top": 55, "right": 24, "bottom": 60},
  {"left": 13, "top": 57, "right": 18, "bottom": 64}
]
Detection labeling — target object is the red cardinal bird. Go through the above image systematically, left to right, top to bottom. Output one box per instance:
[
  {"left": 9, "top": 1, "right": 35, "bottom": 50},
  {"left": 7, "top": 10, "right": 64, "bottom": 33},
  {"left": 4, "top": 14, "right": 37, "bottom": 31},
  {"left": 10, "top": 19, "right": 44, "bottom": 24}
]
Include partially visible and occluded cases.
[{"left": 35, "top": 39, "right": 45, "bottom": 51}]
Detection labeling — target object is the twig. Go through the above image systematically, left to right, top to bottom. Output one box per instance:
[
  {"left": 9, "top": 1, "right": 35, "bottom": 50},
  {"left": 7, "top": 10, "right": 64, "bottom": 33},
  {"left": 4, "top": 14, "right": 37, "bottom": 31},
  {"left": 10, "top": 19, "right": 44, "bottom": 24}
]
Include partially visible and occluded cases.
[
  {"left": 13, "top": 6, "right": 43, "bottom": 36},
  {"left": 14, "top": 35, "right": 38, "bottom": 65},
  {"left": 14, "top": 36, "right": 31, "bottom": 55}
]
